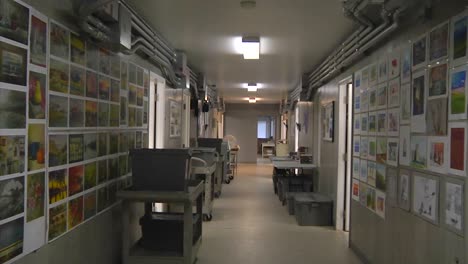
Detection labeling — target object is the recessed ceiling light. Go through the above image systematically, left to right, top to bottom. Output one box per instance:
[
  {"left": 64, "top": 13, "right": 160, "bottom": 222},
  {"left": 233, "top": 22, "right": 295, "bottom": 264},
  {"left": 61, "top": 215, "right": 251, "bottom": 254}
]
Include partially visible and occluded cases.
[
  {"left": 240, "top": 0, "right": 256, "bottom": 9},
  {"left": 242, "top": 36, "right": 260, "bottom": 60},
  {"left": 247, "top": 82, "right": 258, "bottom": 92},
  {"left": 249, "top": 97, "right": 257, "bottom": 103}
]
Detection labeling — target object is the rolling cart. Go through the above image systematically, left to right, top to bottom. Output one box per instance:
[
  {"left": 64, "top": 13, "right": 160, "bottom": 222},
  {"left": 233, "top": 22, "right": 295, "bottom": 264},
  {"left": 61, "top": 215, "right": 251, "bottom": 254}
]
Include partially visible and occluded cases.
[
  {"left": 198, "top": 138, "right": 225, "bottom": 197},
  {"left": 191, "top": 148, "right": 218, "bottom": 221}
]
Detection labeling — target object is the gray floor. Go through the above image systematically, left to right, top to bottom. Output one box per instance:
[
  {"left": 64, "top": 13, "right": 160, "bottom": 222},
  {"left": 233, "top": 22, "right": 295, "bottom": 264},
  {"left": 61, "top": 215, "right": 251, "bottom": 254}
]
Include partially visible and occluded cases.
[{"left": 197, "top": 163, "right": 362, "bottom": 264}]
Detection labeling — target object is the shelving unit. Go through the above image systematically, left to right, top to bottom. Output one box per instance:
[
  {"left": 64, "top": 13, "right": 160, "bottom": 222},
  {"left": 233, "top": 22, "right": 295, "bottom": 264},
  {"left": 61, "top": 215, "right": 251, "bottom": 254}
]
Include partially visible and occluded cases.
[{"left": 118, "top": 181, "right": 204, "bottom": 264}]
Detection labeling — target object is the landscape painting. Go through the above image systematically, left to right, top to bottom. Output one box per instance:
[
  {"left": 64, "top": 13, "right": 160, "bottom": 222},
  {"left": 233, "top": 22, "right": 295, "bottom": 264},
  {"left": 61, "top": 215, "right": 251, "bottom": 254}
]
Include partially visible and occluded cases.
[
  {"left": 0, "top": 0, "right": 29, "bottom": 45},
  {"left": 452, "top": 14, "right": 467, "bottom": 62},
  {"left": 413, "top": 34, "right": 427, "bottom": 69},
  {"left": 0, "top": 41, "right": 27, "bottom": 86},
  {"left": 49, "top": 59, "right": 69, "bottom": 93},
  {"left": 450, "top": 68, "right": 466, "bottom": 118},
  {"left": 0, "top": 88, "right": 26, "bottom": 128},
  {"left": 49, "top": 95, "right": 68, "bottom": 127},
  {"left": 0, "top": 135, "right": 25, "bottom": 176},
  {"left": 48, "top": 135, "right": 67, "bottom": 167},
  {"left": 376, "top": 137, "right": 387, "bottom": 163},
  {"left": 428, "top": 137, "right": 448, "bottom": 174},
  {"left": 27, "top": 172, "right": 45, "bottom": 222},
  {"left": 0, "top": 176, "right": 24, "bottom": 221},
  {"left": 0, "top": 217, "right": 24, "bottom": 263}
]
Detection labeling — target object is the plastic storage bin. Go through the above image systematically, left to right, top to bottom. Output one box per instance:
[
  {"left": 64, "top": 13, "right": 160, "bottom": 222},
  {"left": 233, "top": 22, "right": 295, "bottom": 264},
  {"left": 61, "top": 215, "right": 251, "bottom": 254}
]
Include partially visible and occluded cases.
[
  {"left": 131, "top": 149, "right": 193, "bottom": 191},
  {"left": 294, "top": 193, "right": 333, "bottom": 226}
]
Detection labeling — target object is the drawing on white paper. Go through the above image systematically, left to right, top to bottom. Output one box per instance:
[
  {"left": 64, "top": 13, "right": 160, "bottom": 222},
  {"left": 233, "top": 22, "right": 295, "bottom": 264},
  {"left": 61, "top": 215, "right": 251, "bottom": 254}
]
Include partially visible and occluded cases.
[
  {"left": 398, "top": 170, "right": 411, "bottom": 211},
  {"left": 413, "top": 174, "right": 438, "bottom": 223},
  {"left": 445, "top": 181, "right": 463, "bottom": 232}
]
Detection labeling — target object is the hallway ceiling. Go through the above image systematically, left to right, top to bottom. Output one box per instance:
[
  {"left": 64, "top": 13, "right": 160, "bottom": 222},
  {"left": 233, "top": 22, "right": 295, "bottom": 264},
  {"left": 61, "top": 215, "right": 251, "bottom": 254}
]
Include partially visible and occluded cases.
[{"left": 126, "top": 0, "right": 356, "bottom": 103}]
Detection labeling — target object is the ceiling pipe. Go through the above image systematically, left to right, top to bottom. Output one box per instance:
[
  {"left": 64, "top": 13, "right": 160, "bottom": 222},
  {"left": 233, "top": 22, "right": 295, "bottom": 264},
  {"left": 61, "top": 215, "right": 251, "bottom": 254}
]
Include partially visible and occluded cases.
[
  {"left": 77, "top": 0, "right": 115, "bottom": 42},
  {"left": 130, "top": 21, "right": 177, "bottom": 63},
  {"left": 129, "top": 36, "right": 174, "bottom": 66}
]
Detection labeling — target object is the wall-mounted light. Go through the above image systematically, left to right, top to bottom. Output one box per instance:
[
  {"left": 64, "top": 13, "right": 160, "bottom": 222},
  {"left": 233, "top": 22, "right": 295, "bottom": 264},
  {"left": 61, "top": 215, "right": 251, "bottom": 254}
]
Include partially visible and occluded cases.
[
  {"left": 242, "top": 36, "right": 260, "bottom": 59},
  {"left": 247, "top": 82, "right": 258, "bottom": 92},
  {"left": 249, "top": 97, "right": 257, "bottom": 103}
]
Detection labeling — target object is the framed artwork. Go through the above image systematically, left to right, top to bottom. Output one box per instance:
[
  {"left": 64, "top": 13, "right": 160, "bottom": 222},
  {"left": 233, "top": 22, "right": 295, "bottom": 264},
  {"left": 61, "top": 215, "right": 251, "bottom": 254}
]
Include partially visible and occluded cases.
[
  {"left": 0, "top": 0, "right": 29, "bottom": 45},
  {"left": 450, "top": 11, "right": 468, "bottom": 67},
  {"left": 30, "top": 15, "right": 47, "bottom": 68},
  {"left": 429, "top": 21, "right": 449, "bottom": 64},
  {"left": 50, "top": 22, "right": 69, "bottom": 60},
  {"left": 412, "top": 33, "right": 428, "bottom": 70},
  {"left": 70, "top": 34, "right": 85, "bottom": 66},
  {"left": 0, "top": 41, "right": 28, "bottom": 86},
  {"left": 401, "top": 44, "right": 412, "bottom": 84},
  {"left": 389, "top": 49, "right": 400, "bottom": 80},
  {"left": 378, "top": 55, "right": 388, "bottom": 83},
  {"left": 49, "top": 59, "right": 69, "bottom": 94},
  {"left": 369, "top": 63, "right": 378, "bottom": 87},
  {"left": 428, "top": 63, "right": 448, "bottom": 99},
  {"left": 449, "top": 65, "right": 468, "bottom": 120},
  {"left": 70, "top": 66, "right": 85, "bottom": 96},
  {"left": 411, "top": 70, "right": 427, "bottom": 133},
  {"left": 29, "top": 71, "right": 47, "bottom": 119},
  {"left": 388, "top": 78, "right": 400, "bottom": 108},
  {"left": 400, "top": 82, "right": 411, "bottom": 124},
  {"left": 376, "top": 83, "right": 387, "bottom": 110},
  {"left": 368, "top": 85, "right": 377, "bottom": 111},
  {"left": 354, "top": 86, "right": 361, "bottom": 114},
  {"left": 0, "top": 88, "right": 27, "bottom": 128},
  {"left": 360, "top": 89, "right": 369, "bottom": 112},
  {"left": 49, "top": 95, "right": 68, "bottom": 128},
  {"left": 69, "top": 98, "right": 85, "bottom": 128},
  {"left": 426, "top": 98, "right": 447, "bottom": 136},
  {"left": 322, "top": 101, "right": 334, "bottom": 142},
  {"left": 387, "top": 108, "right": 399, "bottom": 137},
  {"left": 376, "top": 110, "right": 386, "bottom": 136},
  {"left": 368, "top": 112, "right": 376, "bottom": 135},
  {"left": 361, "top": 113, "right": 368, "bottom": 136},
  {"left": 354, "top": 114, "right": 361, "bottom": 135},
  {"left": 448, "top": 122, "right": 467, "bottom": 176},
  {"left": 28, "top": 124, "right": 45, "bottom": 171},
  {"left": 399, "top": 125, "right": 411, "bottom": 166},
  {"left": 69, "top": 134, "right": 84, "bottom": 164},
  {"left": 410, "top": 135, "right": 427, "bottom": 169},
  {"left": 353, "top": 136, "right": 360, "bottom": 157},
  {"left": 360, "top": 136, "right": 368, "bottom": 159},
  {"left": 427, "top": 136, "right": 449, "bottom": 174},
  {"left": 368, "top": 137, "right": 376, "bottom": 161},
  {"left": 376, "top": 137, "right": 387, "bottom": 164},
  {"left": 386, "top": 138, "right": 399, "bottom": 167},
  {"left": 353, "top": 158, "right": 360, "bottom": 179},
  {"left": 360, "top": 159, "right": 368, "bottom": 183},
  {"left": 367, "top": 161, "right": 376, "bottom": 187},
  {"left": 376, "top": 163, "right": 386, "bottom": 191},
  {"left": 386, "top": 167, "right": 398, "bottom": 207},
  {"left": 398, "top": 169, "right": 411, "bottom": 211},
  {"left": 27, "top": 172, "right": 45, "bottom": 222},
  {"left": 412, "top": 173, "right": 439, "bottom": 225},
  {"left": 0, "top": 176, "right": 24, "bottom": 221},
  {"left": 443, "top": 177, "right": 464, "bottom": 235},
  {"left": 352, "top": 179, "right": 360, "bottom": 202},
  {"left": 360, "top": 182, "right": 368, "bottom": 207},
  {"left": 366, "top": 186, "right": 376, "bottom": 212},
  {"left": 375, "top": 190, "right": 386, "bottom": 219},
  {"left": 48, "top": 203, "right": 67, "bottom": 241},
  {"left": 0, "top": 217, "right": 24, "bottom": 263}
]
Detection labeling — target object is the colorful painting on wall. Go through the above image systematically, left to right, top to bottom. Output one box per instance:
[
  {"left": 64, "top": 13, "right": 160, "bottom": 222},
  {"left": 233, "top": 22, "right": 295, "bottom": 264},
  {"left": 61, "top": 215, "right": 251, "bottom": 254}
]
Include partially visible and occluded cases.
[
  {"left": 0, "top": 0, "right": 29, "bottom": 45},
  {"left": 452, "top": 13, "right": 467, "bottom": 65},
  {"left": 30, "top": 15, "right": 47, "bottom": 67},
  {"left": 50, "top": 22, "right": 69, "bottom": 60},
  {"left": 429, "top": 22, "right": 449, "bottom": 62},
  {"left": 70, "top": 34, "right": 85, "bottom": 66},
  {"left": 412, "top": 34, "right": 427, "bottom": 69},
  {"left": 0, "top": 41, "right": 27, "bottom": 86},
  {"left": 401, "top": 45, "right": 412, "bottom": 83},
  {"left": 110, "top": 55, "right": 120, "bottom": 78},
  {"left": 49, "top": 59, "right": 69, "bottom": 94},
  {"left": 428, "top": 63, "right": 448, "bottom": 98},
  {"left": 70, "top": 66, "right": 85, "bottom": 96},
  {"left": 450, "top": 67, "right": 467, "bottom": 119},
  {"left": 28, "top": 71, "right": 46, "bottom": 119},
  {"left": 86, "top": 71, "right": 98, "bottom": 98},
  {"left": 412, "top": 72, "right": 427, "bottom": 132},
  {"left": 98, "top": 76, "right": 110, "bottom": 100},
  {"left": 110, "top": 79, "right": 120, "bottom": 102},
  {"left": 400, "top": 83, "right": 411, "bottom": 124},
  {"left": 0, "top": 88, "right": 26, "bottom": 128},
  {"left": 49, "top": 95, "right": 68, "bottom": 127},
  {"left": 69, "top": 98, "right": 84, "bottom": 127},
  {"left": 426, "top": 98, "right": 447, "bottom": 136},
  {"left": 85, "top": 100, "right": 97, "bottom": 127},
  {"left": 98, "top": 102, "right": 109, "bottom": 127},
  {"left": 449, "top": 122, "right": 466, "bottom": 176},
  {"left": 28, "top": 124, "right": 45, "bottom": 171},
  {"left": 83, "top": 133, "right": 97, "bottom": 160},
  {"left": 69, "top": 134, "right": 84, "bottom": 163},
  {"left": 0, "top": 135, "right": 25, "bottom": 176},
  {"left": 48, "top": 135, "right": 67, "bottom": 167},
  {"left": 410, "top": 136, "right": 427, "bottom": 169},
  {"left": 427, "top": 136, "right": 448, "bottom": 174},
  {"left": 376, "top": 137, "right": 387, "bottom": 163},
  {"left": 367, "top": 161, "right": 376, "bottom": 187},
  {"left": 84, "top": 162, "right": 96, "bottom": 190},
  {"left": 376, "top": 163, "right": 386, "bottom": 191},
  {"left": 68, "top": 165, "right": 83, "bottom": 196},
  {"left": 48, "top": 169, "right": 67, "bottom": 204},
  {"left": 27, "top": 172, "right": 45, "bottom": 222},
  {"left": 0, "top": 176, "right": 24, "bottom": 221},
  {"left": 366, "top": 186, "right": 376, "bottom": 211},
  {"left": 375, "top": 190, "right": 386, "bottom": 219},
  {"left": 83, "top": 191, "right": 96, "bottom": 220},
  {"left": 68, "top": 196, "right": 83, "bottom": 229},
  {"left": 48, "top": 203, "right": 67, "bottom": 241},
  {"left": 0, "top": 217, "right": 24, "bottom": 263}
]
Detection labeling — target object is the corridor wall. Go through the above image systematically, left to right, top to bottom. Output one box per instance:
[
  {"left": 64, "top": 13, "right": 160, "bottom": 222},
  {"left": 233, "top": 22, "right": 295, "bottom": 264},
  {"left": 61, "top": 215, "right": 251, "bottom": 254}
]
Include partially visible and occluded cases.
[
  {"left": 0, "top": 0, "right": 168, "bottom": 263},
  {"left": 312, "top": 1, "right": 468, "bottom": 263}
]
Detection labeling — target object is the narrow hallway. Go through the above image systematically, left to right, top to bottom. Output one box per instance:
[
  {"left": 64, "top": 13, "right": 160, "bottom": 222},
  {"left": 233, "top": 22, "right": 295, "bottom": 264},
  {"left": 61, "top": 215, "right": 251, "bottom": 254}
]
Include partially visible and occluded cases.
[{"left": 197, "top": 163, "right": 362, "bottom": 264}]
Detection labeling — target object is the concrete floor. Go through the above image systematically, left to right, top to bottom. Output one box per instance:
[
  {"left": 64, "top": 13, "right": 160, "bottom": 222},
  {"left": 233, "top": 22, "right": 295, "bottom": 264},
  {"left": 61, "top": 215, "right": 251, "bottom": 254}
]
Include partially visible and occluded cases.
[{"left": 197, "top": 163, "right": 362, "bottom": 264}]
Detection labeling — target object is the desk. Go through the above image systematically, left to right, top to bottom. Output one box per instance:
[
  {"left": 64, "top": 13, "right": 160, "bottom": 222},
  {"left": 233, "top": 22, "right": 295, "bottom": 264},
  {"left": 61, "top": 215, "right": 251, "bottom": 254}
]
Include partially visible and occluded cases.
[
  {"left": 262, "top": 142, "right": 276, "bottom": 158},
  {"left": 272, "top": 160, "right": 317, "bottom": 170}
]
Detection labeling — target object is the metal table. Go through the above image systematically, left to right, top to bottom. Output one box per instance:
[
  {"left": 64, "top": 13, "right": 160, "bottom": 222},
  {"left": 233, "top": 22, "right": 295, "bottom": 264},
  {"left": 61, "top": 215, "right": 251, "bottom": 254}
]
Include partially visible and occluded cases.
[
  {"left": 262, "top": 142, "right": 276, "bottom": 158},
  {"left": 272, "top": 160, "right": 317, "bottom": 170},
  {"left": 118, "top": 181, "right": 204, "bottom": 264}
]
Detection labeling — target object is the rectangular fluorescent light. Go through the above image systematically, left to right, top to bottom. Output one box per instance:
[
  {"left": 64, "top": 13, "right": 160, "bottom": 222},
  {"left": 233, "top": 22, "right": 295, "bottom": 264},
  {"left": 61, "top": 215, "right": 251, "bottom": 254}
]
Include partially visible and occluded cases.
[
  {"left": 242, "top": 36, "right": 260, "bottom": 60},
  {"left": 247, "top": 82, "right": 258, "bottom": 92},
  {"left": 249, "top": 97, "right": 257, "bottom": 103}
]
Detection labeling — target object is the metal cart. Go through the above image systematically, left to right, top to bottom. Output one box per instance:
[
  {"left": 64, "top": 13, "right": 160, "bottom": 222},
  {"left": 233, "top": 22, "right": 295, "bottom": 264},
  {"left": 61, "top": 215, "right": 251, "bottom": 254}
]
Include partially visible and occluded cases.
[
  {"left": 198, "top": 138, "right": 225, "bottom": 197},
  {"left": 191, "top": 147, "right": 218, "bottom": 221}
]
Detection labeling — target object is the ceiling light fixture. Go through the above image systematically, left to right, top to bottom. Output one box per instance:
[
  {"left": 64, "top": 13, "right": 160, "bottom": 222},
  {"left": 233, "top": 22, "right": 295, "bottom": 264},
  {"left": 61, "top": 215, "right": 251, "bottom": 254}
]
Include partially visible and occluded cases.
[
  {"left": 241, "top": 36, "right": 260, "bottom": 60},
  {"left": 247, "top": 82, "right": 258, "bottom": 92},
  {"left": 249, "top": 97, "right": 257, "bottom": 103}
]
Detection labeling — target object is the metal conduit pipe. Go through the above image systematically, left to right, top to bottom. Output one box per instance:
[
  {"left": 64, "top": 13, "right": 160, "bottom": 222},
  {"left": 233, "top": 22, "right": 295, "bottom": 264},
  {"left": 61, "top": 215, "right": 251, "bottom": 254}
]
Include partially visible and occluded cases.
[
  {"left": 78, "top": 0, "right": 116, "bottom": 41},
  {"left": 120, "top": 1, "right": 175, "bottom": 51},
  {"left": 309, "top": 8, "right": 391, "bottom": 85},
  {"left": 87, "top": 15, "right": 111, "bottom": 34},
  {"left": 130, "top": 20, "right": 176, "bottom": 61},
  {"left": 81, "top": 21, "right": 110, "bottom": 42},
  {"left": 131, "top": 22, "right": 176, "bottom": 63},
  {"left": 130, "top": 36, "right": 173, "bottom": 66},
  {"left": 124, "top": 43, "right": 172, "bottom": 68}
]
